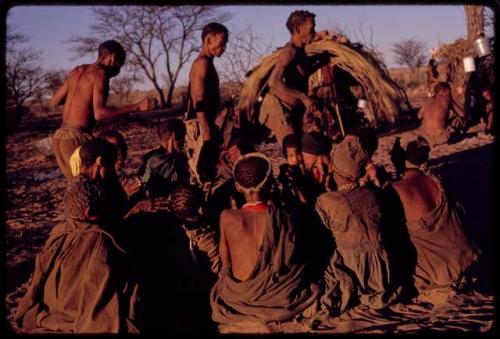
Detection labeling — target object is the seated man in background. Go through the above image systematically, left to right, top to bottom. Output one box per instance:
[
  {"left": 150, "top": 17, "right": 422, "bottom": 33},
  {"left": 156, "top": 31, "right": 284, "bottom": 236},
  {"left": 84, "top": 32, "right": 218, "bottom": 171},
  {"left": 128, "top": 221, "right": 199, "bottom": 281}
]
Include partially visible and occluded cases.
[
  {"left": 418, "top": 82, "right": 456, "bottom": 146},
  {"left": 138, "top": 118, "right": 190, "bottom": 198},
  {"left": 315, "top": 135, "right": 400, "bottom": 316},
  {"left": 387, "top": 135, "right": 479, "bottom": 293},
  {"left": 211, "top": 152, "right": 319, "bottom": 328},
  {"left": 15, "top": 174, "right": 138, "bottom": 334}
]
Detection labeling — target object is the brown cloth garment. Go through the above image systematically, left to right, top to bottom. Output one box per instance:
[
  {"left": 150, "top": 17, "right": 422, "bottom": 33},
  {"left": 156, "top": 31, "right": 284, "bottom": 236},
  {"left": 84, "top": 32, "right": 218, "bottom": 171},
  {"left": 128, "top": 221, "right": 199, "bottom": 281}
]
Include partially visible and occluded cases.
[
  {"left": 52, "top": 123, "right": 93, "bottom": 179},
  {"left": 406, "top": 175, "right": 479, "bottom": 292},
  {"left": 316, "top": 187, "right": 400, "bottom": 312},
  {"left": 210, "top": 204, "right": 319, "bottom": 324},
  {"left": 14, "top": 219, "right": 138, "bottom": 334}
]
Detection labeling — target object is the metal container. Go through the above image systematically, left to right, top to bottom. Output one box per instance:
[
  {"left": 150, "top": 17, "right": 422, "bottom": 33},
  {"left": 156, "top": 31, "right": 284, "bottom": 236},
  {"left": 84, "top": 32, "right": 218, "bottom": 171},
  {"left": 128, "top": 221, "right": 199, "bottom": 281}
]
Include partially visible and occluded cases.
[
  {"left": 473, "top": 37, "right": 491, "bottom": 58},
  {"left": 463, "top": 56, "right": 476, "bottom": 73},
  {"left": 357, "top": 99, "right": 368, "bottom": 109}
]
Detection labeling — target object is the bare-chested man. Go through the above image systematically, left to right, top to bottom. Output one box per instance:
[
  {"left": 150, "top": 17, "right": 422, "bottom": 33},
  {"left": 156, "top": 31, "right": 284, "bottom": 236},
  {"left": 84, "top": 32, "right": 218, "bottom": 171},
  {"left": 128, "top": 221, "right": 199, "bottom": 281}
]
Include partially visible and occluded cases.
[
  {"left": 260, "top": 10, "right": 329, "bottom": 148},
  {"left": 185, "top": 23, "right": 228, "bottom": 183},
  {"left": 51, "top": 40, "right": 157, "bottom": 179},
  {"left": 418, "top": 82, "right": 454, "bottom": 146},
  {"left": 387, "top": 135, "right": 478, "bottom": 292},
  {"left": 211, "top": 152, "right": 318, "bottom": 326}
]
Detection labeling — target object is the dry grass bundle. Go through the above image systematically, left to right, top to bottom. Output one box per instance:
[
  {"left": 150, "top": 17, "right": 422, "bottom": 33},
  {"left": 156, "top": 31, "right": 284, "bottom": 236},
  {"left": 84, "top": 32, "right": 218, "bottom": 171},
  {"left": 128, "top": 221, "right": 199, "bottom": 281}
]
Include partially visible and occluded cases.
[{"left": 237, "top": 38, "right": 411, "bottom": 127}]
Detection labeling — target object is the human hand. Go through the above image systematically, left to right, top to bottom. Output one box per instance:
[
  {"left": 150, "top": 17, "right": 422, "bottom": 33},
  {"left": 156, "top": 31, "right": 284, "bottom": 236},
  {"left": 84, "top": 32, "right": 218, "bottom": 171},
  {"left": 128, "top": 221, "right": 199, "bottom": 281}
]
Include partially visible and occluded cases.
[
  {"left": 138, "top": 97, "right": 158, "bottom": 112},
  {"left": 123, "top": 177, "right": 142, "bottom": 199}
]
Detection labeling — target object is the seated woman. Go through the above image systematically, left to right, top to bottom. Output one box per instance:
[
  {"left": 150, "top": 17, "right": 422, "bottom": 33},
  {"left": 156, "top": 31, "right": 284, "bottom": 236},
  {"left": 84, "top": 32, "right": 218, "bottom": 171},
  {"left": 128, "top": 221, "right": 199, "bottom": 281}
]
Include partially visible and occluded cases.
[{"left": 388, "top": 135, "right": 479, "bottom": 293}]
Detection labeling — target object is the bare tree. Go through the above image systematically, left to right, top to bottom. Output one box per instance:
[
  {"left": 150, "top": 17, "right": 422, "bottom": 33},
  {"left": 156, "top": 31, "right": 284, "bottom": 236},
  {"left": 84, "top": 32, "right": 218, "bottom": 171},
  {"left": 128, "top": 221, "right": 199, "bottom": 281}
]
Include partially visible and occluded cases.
[
  {"left": 66, "top": 6, "right": 230, "bottom": 108},
  {"left": 218, "top": 23, "right": 272, "bottom": 89},
  {"left": 6, "top": 27, "right": 46, "bottom": 112},
  {"left": 392, "top": 38, "right": 427, "bottom": 73},
  {"left": 44, "top": 69, "right": 68, "bottom": 95}
]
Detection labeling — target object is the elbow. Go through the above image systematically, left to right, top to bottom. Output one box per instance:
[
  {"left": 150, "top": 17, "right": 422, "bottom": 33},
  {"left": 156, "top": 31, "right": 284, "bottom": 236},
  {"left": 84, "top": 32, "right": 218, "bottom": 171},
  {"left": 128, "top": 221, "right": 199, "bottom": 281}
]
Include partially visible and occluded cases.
[{"left": 94, "top": 110, "right": 107, "bottom": 121}]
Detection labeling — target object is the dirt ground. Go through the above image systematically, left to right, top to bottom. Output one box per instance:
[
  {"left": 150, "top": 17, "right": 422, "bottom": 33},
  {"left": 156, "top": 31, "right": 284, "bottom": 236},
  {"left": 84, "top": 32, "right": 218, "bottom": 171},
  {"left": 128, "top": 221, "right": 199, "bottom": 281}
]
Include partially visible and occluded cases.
[{"left": 4, "top": 109, "right": 495, "bottom": 334}]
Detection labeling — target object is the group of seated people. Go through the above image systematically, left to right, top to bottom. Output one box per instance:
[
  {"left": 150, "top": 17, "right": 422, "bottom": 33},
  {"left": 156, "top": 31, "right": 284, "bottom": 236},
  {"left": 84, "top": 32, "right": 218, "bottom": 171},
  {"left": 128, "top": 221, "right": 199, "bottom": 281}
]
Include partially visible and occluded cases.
[{"left": 14, "top": 117, "right": 480, "bottom": 333}]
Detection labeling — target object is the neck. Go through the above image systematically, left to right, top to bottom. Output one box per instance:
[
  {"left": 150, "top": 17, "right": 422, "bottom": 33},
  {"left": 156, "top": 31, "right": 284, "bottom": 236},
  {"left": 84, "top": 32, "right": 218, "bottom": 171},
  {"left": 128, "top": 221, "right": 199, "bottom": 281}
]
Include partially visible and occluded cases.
[
  {"left": 200, "top": 47, "right": 215, "bottom": 59},
  {"left": 403, "top": 167, "right": 422, "bottom": 178},
  {"left": 333, "top": 172, "right": 353, "bottom": 188},
  {"left": 244, "top": 191, "right": 262, "bottom": 204}
]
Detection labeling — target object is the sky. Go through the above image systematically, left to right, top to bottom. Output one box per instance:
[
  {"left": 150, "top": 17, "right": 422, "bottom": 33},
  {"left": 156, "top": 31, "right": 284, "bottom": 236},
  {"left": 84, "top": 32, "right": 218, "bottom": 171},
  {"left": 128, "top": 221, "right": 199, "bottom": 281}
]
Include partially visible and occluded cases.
[{"left": 7, "top": 5, "right": 484, "bottom": 90}]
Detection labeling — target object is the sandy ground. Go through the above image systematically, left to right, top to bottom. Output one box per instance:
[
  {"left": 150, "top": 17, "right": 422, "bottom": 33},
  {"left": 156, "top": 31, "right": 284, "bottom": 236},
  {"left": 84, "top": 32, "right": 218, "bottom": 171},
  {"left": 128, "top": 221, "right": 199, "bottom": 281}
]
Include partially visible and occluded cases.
[{"left": 5, "top": 111, "right": 495, "bottom": 334}]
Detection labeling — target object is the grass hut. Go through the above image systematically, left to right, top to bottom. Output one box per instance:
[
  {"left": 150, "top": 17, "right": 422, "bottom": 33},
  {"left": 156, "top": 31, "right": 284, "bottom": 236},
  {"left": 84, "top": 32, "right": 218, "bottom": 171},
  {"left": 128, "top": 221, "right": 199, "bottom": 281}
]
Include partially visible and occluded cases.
[{"left": 236, "top": 36, "right": 412, "bottom": 132}]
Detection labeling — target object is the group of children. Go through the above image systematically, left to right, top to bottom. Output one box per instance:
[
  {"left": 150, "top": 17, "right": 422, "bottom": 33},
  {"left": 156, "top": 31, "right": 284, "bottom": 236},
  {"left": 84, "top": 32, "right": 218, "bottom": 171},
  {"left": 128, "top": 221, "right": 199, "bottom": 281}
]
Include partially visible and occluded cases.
[{"left": 13, "top": 115, "right": 480, "bottom": 333}]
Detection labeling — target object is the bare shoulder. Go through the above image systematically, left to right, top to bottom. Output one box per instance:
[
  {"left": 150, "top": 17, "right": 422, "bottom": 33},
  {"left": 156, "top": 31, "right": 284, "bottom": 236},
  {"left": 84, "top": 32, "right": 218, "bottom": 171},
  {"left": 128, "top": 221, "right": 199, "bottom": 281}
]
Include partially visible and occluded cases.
[
  {"left": 192, "top": 56, "right": 209, "bottom": 70},
  {"left": 220, "top": 209, "right": 242, "bottom": 229}
]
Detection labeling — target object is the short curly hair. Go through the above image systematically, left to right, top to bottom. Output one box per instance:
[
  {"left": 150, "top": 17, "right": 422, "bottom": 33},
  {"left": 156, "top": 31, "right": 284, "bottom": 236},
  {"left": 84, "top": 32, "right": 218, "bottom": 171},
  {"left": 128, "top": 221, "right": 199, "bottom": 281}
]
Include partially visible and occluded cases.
[
  {"left": 286, "top": 10, "right": 316, "bottom": 34},
  {"left": 79, "top": 138, "right": 117, "bottom": 169},
  {"left": 234, "top": 154, "right": 270, "bottom": 190},
  {"left": 64, "top": 175, "right": 105, "bottom": 220},
  {"left": 169, "top": 185, "right": 203, "bottom": 221}
]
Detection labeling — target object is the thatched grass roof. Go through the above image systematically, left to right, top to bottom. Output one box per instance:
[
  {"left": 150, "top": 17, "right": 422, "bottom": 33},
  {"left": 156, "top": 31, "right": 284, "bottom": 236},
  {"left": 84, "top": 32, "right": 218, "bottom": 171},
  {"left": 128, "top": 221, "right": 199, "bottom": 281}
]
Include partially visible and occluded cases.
[{"left": 237, "top": 38, "right": 411, "bottom": 127}]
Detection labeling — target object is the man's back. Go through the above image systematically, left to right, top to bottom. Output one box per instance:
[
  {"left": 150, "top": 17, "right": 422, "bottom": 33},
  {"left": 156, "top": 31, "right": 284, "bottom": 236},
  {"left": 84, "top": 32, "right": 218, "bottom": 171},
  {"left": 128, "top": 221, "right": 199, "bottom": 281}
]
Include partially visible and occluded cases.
[
  {"left": 62, "top": 64, "right": 104, "bottom": 128},
  {"left": 419, "top": 96, "right": 449, "bottom": 133},
  {"left": 393, "top": 172, "right": 440, "bottom": 221}
]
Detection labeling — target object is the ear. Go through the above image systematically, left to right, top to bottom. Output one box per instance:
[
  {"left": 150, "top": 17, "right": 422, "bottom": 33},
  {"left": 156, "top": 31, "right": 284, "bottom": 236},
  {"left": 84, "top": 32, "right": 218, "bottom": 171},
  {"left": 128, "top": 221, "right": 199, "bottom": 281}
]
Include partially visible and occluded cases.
[
  {"left": 206, "top": 34, "right": 213, "bottom": 45},
  {"left": 95, "top": 156, "right": 103, "bottom": 167},
  {"left": 235, "top": 181, "right": 244, "bottom": 193},
  {"left": 84, "top": 207, "right": 99, "bottom": 221}
]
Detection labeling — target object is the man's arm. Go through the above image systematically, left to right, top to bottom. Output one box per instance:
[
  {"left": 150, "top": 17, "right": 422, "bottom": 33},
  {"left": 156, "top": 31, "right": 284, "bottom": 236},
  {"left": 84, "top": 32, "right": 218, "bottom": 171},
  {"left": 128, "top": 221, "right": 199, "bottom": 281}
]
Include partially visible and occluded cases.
[
  {"left": 268, "top": 46, "right": 315, "bottom": 113},
  {"left": 190, "top": 58, "right": 212, "bottom": 141},
  {"left": 92, "top": 70, "right": 154, "bottom": 121},
  {"left": 50, "top": 79, "right": 69, "bottom": 107},
  {"left": 219, "top": 210, "right": 230, "bottom": 269}
]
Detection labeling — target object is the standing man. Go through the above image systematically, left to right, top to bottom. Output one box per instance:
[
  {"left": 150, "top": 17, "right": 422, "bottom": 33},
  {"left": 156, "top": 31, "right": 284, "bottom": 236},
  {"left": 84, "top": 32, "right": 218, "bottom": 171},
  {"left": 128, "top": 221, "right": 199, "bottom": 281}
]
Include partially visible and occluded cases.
[
  {"left": 260, "top": 10, "right": 329, "bottom": 147},
  {"left": 185, "top": 22, "right": 228, "bottom": 184},
  {"left": 51, "top": 40, "right": 157, "bottom": 179}
]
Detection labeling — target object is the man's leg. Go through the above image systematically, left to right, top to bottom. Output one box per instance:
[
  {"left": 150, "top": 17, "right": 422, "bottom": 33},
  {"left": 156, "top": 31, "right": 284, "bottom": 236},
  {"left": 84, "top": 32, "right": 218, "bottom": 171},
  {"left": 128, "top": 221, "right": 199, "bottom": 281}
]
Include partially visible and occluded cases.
[{"left": 52, "top": 128, "right": 93, "bottom": 179}]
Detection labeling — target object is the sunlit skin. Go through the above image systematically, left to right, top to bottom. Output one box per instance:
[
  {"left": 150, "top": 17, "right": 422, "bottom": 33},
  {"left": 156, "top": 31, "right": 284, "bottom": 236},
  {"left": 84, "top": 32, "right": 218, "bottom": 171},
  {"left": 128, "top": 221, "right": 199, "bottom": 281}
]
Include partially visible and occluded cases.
[
  {"left": 190, "top": 32, "right": 228, "bottom": 142},
  {"left": 50, "top": 53, "right": 156, "bottom": 130},
  {"left": 418, "top": 87, "right": 451, "bottom": 135},
  {"left": 285, "top": 147, "right": 303, "bottom": 167}
]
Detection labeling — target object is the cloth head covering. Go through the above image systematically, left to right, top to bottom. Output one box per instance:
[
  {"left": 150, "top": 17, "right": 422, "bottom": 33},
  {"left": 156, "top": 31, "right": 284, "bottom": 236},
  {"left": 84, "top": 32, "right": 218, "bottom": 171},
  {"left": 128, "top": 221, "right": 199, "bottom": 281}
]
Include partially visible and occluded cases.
[
  {"left": 301, "top": 131, "right": 332, "bottom": 155},
  {"left": 330, "top": 135, "right": 369, "bottom": 180},
  {"left": 233, "top": 152, "right": 272, "bottom": 193}
]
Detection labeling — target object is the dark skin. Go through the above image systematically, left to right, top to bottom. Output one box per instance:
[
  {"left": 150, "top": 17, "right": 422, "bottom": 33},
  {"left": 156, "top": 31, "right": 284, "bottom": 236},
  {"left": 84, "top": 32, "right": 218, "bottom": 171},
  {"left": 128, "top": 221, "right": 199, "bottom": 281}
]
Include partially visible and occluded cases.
[
  {"left": 268, "top": 18, "right": 329, "bottom": 115},
  {"left": 189, "top": 32, "right": 228, "bottom": 142},
  {"left": 51, "top": 52, "right": 156, "bottom": 129},
  {"left": 418, "top": 88, "right": 452, "bottom": 135},
  {"left": 392, "top": 168, "right": 440, "bottom": 221},
  {"left": 219, "top": 185, "right": 268, "bottom": 282}
]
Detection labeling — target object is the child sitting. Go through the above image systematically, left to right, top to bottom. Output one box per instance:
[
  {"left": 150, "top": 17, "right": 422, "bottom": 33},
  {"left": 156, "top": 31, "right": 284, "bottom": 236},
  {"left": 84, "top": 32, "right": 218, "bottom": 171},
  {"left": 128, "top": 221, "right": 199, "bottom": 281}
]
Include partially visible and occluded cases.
[{"left": 278, "top": 133, "right": 308, "bottom": 209}]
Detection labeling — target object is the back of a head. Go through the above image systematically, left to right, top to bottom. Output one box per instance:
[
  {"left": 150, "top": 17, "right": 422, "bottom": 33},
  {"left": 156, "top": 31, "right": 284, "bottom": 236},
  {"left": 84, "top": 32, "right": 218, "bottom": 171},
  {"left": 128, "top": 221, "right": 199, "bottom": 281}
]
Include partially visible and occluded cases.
[
  {"left": 286, "top": 10, "right": 316, "bottom": 33},
  {"left": 201, "top": 22, "right": 228, "bottom": 42},
  {"left": 98, "top": 40, "right": 126, "bottom": 64},
  {"left": 158, "top": 118, "right": 186, "bottom": 141},
  {"left": 349, "top": 127, "right": 378, "bottom": 157},
  {"left": 98, "top": 130, "right": 127, "bottom": 160},
  {"left": 301, "top": 131, "right": 331, "bottom": 156},
  {"left": 282, "top": 133, "right": 301, "bottom": 157},
  {"left": 331, "top": 135, "right": 369, "bottom": 181},
  {"left": 405, "top": 137, "right": 430, "bottom": 166},
  {"left": 79, "top": 138, "right": 117, "bottom": 169},
  {"left": 234, "top": 153, "right": 271, "bottom": 191},
  {"left": 64, "top": 175, "right": 104, "bottom": 220},
  {"left": 169, "top": 185, "right": 203, "bottom": 221}
]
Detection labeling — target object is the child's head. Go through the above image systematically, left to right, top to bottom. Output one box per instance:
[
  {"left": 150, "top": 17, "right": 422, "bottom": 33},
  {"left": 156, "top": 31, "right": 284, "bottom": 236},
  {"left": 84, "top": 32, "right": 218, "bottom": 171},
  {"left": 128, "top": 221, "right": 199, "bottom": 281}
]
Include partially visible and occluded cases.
[
  {"left": 158, "top": 118, "right": 186, "bottom": 153},
  {"left": 98, "top": 130, "right": 127, "bottom": 172},
  {"left": 301, "top": 131, "right": 331, "bottom": 171},
  {"left": 282, "top": 133, "right": 303, "bottom": 166},
  {"left": 79, "top": 138, "right": 118, "bottom": 181},
  {"left": 233, "top": 153, "right": 272, "bottom": 198},
  {"left": 64, "top": 174, "right": 105, "bottom": 222},
  {"left": 169, "top": 185, "right": 204, "bottom": 224}
]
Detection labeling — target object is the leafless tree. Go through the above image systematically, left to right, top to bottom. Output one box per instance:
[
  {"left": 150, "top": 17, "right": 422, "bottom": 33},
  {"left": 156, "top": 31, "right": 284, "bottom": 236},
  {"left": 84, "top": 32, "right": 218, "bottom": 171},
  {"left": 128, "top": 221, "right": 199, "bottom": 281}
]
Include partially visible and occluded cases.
[
  {"left": 66, "top": 6, "right": 230, "bottom": 108},
  {"left": 218, "top": 23, "right": 272, "bottom": 91},
  {"left": 6, "top": 27, "right": 46, "bottom": 112},
  {"left": 392, "top": 38, "right": 427, "bottom": 73},
  {"left": 44, "top": 69, "right": 68, "bottom": 95}
]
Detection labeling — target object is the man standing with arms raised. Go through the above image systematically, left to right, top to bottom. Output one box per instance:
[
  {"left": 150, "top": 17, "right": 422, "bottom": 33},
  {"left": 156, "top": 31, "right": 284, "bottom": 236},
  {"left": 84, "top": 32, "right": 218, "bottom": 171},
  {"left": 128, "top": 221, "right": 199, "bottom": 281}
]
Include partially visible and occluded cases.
[{"left": 51, "top": 40, "right": 157, "bottom": 179}]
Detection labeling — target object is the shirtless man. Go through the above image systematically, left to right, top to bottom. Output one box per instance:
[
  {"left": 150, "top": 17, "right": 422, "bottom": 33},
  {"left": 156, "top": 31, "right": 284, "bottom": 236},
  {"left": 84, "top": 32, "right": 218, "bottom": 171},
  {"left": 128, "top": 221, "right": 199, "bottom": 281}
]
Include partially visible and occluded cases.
[
  {"left": 260, "top": 10, "right": 329, "bottom": 147},
  {"left": 185, "top": 22, "right": 228, "bottom": 183},
  {"left": 51, "top": 40, "right": 157, "bottom": 179},
  {"left": 418, "top": 82, "right": 453, "bottom": 146},
  {"left": 387, "top": 135, "right": 478, "bottom": 292},
  {"left": 211, "top": 152, "right": 318, "bottom": 325}
]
